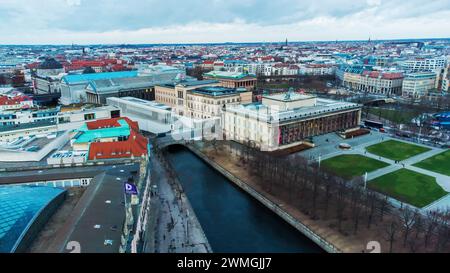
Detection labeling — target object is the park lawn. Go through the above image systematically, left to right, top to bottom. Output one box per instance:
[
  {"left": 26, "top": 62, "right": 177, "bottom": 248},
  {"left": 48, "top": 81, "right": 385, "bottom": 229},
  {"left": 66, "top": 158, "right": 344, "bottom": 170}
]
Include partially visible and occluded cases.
[
  {"left": 366, "top": 107, "right": 421, "bottom": 124},
  {"left": 366, "top": 140, "right": 430, "bottom": 161},
  {"left": 413, "top": 149, "right": 450, "bottom": 177},
  {"left": 321, "top": 154, "right": 389, "bottom": 179},
  {"left": 369, "top": 168, "right": 448, "bottom": 208}
]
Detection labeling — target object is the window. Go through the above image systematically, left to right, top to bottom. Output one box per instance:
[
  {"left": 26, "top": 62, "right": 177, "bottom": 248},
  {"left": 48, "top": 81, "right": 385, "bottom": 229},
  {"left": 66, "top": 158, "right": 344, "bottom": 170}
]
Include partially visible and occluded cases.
[
  {"left": 110, "top": 110, "right": 120, "bottom": 118},
  {"left": 84, "top": 113, "right": 95, "bottom": 120},
  {"left": 81, "top": 179, "right": 89, "bottom": 186}
]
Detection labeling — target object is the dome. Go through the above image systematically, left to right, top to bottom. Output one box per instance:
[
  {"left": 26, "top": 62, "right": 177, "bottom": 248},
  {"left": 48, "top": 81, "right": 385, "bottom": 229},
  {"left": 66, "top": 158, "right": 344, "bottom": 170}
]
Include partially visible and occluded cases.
[{"left": 38, "top": 58, "right": 63, "bottom": 70}]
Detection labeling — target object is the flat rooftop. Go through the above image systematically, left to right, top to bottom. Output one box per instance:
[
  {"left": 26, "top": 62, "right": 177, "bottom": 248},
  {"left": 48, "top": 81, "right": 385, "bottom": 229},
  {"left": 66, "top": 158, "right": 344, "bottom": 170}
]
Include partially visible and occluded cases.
[
  {"left": 204, "top": 71, "right": 256, "bottom": 79},
  {"left": 157, "top": 79, "right": 218, "bottom": 88},
  {"left": 191, "top": 86, "right": 247, "bottom": 97},
  {"left": 263, "top": 92, "right": 316, "bottom": 102},
  {"left": 108, "top": 96, "right": 171, "bottom": 111},
  {"left": 225, "top": 98, "right": 361, "bottom": 123},
  {"left": 73, "top": 119, "right": 130, "bottom": 144},
  {"left": 0, "top": 120, "right": 56, "bottom": 133},
  {"left": 0, "top": 132, "right": 65, "bottom": 152}
]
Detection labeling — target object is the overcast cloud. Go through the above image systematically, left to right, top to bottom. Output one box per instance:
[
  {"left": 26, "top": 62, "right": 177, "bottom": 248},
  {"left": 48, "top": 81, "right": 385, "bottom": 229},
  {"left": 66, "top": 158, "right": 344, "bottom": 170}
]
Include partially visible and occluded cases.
[{"left": 0, "top": 0, "right": 449, "bottom": 44}]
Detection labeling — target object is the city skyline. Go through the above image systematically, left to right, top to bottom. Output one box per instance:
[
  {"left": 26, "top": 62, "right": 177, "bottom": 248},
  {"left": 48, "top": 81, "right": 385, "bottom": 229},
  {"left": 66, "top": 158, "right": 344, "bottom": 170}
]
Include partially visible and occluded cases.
[{"left": 0, "top": 0, "right": 449, "bottom": 44}]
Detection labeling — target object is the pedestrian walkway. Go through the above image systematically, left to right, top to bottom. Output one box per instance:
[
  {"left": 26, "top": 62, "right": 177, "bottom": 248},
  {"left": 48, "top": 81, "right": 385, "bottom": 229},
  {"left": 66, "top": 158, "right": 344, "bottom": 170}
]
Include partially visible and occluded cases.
[
  {"left": 313, "top": 134, "right": 450, "bottom": 211},
  {"left": 144, "top": 156, "right": 210, "bottom": 253},
  {"left": 422, "top": 194, "right": 450, "bottom": 212}
]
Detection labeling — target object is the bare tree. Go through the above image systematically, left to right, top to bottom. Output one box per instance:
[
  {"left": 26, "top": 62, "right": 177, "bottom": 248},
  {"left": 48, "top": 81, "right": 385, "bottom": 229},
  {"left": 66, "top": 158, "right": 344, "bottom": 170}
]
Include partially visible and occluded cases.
[
  {"left": 335, "top": 180, "right": 347, "bottom": 233},
  {"left": 366, "top": 191, "right": 377, "bottom": 229},
  {"left": 378, "top": 196, "right": 389, "bottom": 221},
  {"left": 401, "top": 208, "right": 418, "bottom": 246},
  {"left": 424, "top": 211, "right": 439, "bottom": 248},
  {"left": 385, "top": 220, "right": 399, "bottom": 253}
]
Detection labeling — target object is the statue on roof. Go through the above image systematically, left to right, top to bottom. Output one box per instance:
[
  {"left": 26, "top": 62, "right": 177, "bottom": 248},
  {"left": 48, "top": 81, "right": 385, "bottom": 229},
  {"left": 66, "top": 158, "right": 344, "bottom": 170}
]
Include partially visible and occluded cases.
[{"left": 285, "top": 87, "right": 294, "bottom": 100}]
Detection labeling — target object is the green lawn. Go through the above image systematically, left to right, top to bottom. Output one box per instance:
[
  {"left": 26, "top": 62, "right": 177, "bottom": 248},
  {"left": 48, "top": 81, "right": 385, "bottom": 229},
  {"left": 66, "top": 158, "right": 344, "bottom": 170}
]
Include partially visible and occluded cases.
[
  {"left": 366, "top": 107, "right": 421, "bottom": 124},
  {"left": 366, "top": 140, "right": 430, "bottom": 161},
  {"left": 413, "top": 150, "right": 450, "bottom": 176},
  {"left": 321, "top": 154, "right": 389, "bottom": 179},
  {"left": 369, "top": 169, "right": 448, "bottom": 208}
]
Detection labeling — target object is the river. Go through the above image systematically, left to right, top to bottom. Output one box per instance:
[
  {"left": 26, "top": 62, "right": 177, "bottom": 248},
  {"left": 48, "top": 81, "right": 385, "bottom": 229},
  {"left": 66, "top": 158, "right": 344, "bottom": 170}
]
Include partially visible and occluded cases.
[{"left": 166, "top": 145, "right": 323, "bottom": 253}]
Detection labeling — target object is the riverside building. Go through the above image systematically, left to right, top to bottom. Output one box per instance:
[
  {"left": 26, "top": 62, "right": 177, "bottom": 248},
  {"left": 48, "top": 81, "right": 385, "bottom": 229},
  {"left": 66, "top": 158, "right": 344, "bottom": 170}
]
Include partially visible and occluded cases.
[{"left": 222, "top": 91, "right": 362, "bottom": 151}]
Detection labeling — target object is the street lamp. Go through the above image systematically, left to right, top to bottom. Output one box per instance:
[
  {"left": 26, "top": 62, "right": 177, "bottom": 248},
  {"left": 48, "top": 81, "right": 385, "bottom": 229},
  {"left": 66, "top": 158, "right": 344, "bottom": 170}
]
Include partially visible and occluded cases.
[{"left": 364, "top": 172, "right": 368, "bottom": 190}]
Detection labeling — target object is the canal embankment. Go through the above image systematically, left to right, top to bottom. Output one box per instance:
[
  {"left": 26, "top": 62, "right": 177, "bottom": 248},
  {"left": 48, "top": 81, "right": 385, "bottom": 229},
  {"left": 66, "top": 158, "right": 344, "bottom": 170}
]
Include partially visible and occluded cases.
[
  {"left": 186, "top": 144, "right": 345, "bottom": 253},
  {"left": 166, "top": 145, "right": 323, "bottom": 253}
]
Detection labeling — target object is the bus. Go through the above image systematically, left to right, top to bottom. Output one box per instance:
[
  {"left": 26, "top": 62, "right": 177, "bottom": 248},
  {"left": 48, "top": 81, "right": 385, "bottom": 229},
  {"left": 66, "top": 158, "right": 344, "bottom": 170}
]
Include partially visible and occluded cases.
[{"left": 364, "top": 120, "right": 384, "bottom": 129}]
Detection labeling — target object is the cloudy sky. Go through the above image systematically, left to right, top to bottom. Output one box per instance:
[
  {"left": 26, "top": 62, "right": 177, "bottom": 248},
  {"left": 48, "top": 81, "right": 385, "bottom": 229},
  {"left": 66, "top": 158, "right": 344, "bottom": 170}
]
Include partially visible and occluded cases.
[{"left": 0, "top": 0, "right": 449, "bottom": 44}]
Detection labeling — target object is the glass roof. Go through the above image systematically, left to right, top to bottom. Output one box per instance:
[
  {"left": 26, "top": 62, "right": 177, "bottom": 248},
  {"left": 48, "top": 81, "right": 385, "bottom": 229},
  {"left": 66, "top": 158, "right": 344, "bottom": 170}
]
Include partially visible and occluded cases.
[{"left": 0, "top": 185, "right": 65, "bottom": 253}]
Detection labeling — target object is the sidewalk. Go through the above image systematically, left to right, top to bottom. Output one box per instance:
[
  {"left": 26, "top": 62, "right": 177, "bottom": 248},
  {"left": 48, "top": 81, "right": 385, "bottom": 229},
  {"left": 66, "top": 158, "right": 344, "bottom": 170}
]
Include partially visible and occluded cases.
[{"left": 144, "top": 155, "right": 211, "bottom": 253}]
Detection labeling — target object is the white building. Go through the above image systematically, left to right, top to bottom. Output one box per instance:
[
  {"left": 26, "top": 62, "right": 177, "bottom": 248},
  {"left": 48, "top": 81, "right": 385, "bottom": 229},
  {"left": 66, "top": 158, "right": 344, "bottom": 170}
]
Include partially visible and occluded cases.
[
  {"left": 400, "top": 56, "right": 447, "bottom": 73},
  {"left": 299, "top": 64, "right": 336, "bottom": 76},
  {"left": 402, "top": 72, "right": 437, "bottom": 98},
  {"left": 223, "top": 92, "right": 361, "bottom": 151},
  {"left": 0, "top": 95, "right": 34, "bottom": 111},
  {"left": 106, "top": 96, "right": 173, "bottom": 134},
  {"left": 107, "top": 96, "right": 219, "bottom": 140},
  {"left": 0, "top": 105, "right": 120, "bottom": 143},
  {"left": 56, "top": 105, "right": 121, "bottom": 131}
]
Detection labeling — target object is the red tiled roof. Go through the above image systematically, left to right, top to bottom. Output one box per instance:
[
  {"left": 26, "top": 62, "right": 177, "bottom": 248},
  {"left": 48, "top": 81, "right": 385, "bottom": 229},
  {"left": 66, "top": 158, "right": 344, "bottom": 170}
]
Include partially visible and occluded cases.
[
  {"left": 26, "top": 62, "right": 40, "bottom": 69},
  {"left": 306, "top": 64, "right": 332, "bottom": 68},
  {"left": 362, "top": 70, "right": 403, "bottom": 80},
  {"left": 0, "top": 95, "right": 32, "bottom": 106},
  {"left": 86, "top": 117, "right": 138, "bottom": 131},
  {"left": 87, "top": 117, "right": 148, "bottom": 160}
]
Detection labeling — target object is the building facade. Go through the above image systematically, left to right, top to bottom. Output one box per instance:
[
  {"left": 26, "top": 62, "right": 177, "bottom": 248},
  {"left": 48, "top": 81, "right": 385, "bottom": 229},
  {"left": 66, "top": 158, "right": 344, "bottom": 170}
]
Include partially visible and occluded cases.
[
  {"left": 400, "top": 56, "right": 447, "bottom": 72},
  {"left": 337, "top": 65, "right": 403, "bottom": 95},
  {"left": 60, "top": 71, "right": 139, "bottom": 105},
  {"left": 203, "top": 71, "right": 257, "bottom": 91},
  {"left": 359, "top": 71, "right": 404, "bottom": 95},
  {"left": 402, "top": 72, "right": 437, "bottom": 98},
  {"left": 84, "top": 76, "right": 159, "bottom": 105},
  {"left": 154, "top": 80, "right": 219, "bottom": 116},
  {"left": 186, "top": 86, "right": 252, "bottom": 119},
  {"left": 223, "top": 92, "right": 361, "bottom": 151},
  {"left": 71, "top": 117, "right": 148, "bottom": 161}
]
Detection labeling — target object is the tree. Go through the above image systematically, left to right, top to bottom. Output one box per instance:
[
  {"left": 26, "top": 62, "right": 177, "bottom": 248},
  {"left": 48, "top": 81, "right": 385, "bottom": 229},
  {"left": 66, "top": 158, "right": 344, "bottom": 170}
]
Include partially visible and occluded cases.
[
  {"left": 310, "top": 163, "right": 321, "bottom": 220},
  {"left": 322, "top": 174, "right": 334, "bottom": 219},
  {"left": 335, "top": 180, "right": 347, "bottom": 233},
  {"left": 351, "top": 189, "right": 362, "bottom": 235},
  {"left": 366, "top": 191, "right": 377, "bottom": 229},
  {"left": 378, "top": 196, "right": 389, "bottom": 221},
  {"left": 401, "top": 208, "right": 417, "bottom": 246},
  {"left": 424, "top": 211, "right": 439, "bottom": 248},
  {"left": 385, "top": 220, "right": 399, "bottom": 253}
]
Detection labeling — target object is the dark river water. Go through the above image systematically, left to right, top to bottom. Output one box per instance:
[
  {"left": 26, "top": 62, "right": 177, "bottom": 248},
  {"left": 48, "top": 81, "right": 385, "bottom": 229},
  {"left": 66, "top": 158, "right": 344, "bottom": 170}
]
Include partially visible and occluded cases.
[{"left": 166, "top": 146, "right": 323, "bottom": 253}]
